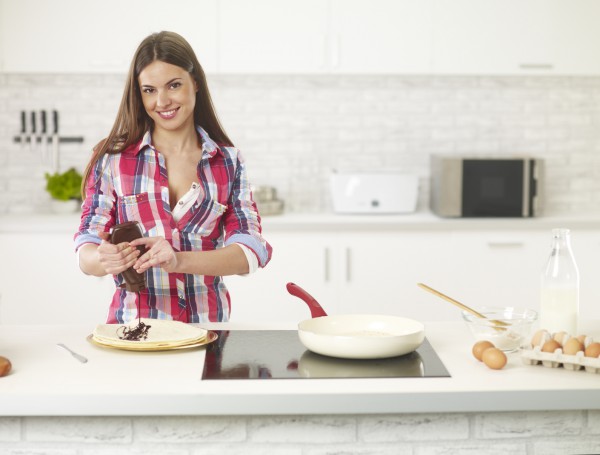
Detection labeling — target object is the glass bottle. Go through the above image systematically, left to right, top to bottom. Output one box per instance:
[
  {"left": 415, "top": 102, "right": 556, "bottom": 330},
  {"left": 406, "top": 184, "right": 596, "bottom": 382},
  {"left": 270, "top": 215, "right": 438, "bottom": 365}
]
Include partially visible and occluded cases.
[{"left": 540, "top": 228, "right": 579, "bottom": 335}]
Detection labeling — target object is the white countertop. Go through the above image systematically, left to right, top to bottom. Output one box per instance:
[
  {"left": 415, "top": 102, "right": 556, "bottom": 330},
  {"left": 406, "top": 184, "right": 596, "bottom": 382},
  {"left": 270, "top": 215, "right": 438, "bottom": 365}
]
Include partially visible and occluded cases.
[
  {"left": 2, "top": 211, "right": 600, "bottom": 234},
  {"left": 1, "top": 321, "right": 599, "bottom": 416}
]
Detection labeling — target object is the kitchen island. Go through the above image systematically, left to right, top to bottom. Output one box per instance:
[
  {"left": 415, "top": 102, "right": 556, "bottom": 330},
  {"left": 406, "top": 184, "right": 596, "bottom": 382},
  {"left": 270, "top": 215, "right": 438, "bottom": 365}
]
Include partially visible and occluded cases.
[
  {"left": 1, "top": 321, "right": 600, "bottom": 454},
  {"left": 2, "top": 321, "right": 600, "bottom": 416}
]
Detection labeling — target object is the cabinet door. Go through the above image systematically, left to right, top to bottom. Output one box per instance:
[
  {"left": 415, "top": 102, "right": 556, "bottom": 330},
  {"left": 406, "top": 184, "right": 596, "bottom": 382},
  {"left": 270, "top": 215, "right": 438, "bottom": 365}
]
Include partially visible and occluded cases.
[
  {"left": 0, "top": 0, "right": 217, "bottom": 73},
  {"left": 217, "top": 0, "right": 328, "bottom": 73},
  {"left": 330, "top": 0, "right": 433, "bottom": 74},
  {"left": 432, "top": 0, "right": 554, "bottom": 75},
  {"left": 432, "top": 0, "right": 600, "bottom": 75},
  {"left": 548, "top": 0, "right": 600, "bottom": 75},
  {"left": 570, "top": 229, "right": 600, "bottom": 320},
  {"left": 224, "top": 231, "right": 338, "bottom": 323},
  {"left": 448, "top": 231, "right": 548, "bottom": 313},
  {"left": 336, "top": 232, "right": 460, "bottom": 322},
  {"left": 0, "top": 233, "right": 113, "bottom": 324}
]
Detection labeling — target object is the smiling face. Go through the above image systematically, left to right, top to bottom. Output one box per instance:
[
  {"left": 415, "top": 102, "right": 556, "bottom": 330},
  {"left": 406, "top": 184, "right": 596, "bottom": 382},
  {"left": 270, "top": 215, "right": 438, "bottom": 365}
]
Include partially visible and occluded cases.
[{"left": 138, "top": 60, "right": 198, "bottom": 134}]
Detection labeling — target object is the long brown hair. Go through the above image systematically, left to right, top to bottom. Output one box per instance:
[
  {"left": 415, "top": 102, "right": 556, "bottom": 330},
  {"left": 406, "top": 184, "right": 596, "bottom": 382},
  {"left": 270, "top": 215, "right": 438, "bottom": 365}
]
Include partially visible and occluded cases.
[{"left": 81, "top": 31, "right": 233, "bottom": 198}]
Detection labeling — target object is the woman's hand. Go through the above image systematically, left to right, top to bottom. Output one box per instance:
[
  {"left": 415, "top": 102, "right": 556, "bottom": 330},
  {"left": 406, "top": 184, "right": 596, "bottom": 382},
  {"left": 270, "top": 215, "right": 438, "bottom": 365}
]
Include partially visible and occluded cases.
[
  {"left": 96, "top": 231, "right": 140, "bottom": 275},
  {"left": 131, "top": 236, "right": 178, "bottom": 273}
]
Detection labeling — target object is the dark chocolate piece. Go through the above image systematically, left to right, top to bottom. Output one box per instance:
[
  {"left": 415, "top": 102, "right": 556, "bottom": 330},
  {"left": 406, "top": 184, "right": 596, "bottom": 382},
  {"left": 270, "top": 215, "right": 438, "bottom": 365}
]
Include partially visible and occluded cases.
[{"left": 109, "top": 221, "right": 146, "bottom": 292}]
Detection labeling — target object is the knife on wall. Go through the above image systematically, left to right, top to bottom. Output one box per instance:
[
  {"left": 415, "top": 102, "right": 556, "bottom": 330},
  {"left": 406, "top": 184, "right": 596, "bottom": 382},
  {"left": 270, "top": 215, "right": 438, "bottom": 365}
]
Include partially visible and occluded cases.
[
  {"left": 40, "top": 110, "right": 48, "bottom": 163},
  {"left": 51, "top": 110, "right": 59, "bottom": 173},
  {"left": 20, "top": 111, "right": 27, "bottom": 148},
  {"left": 29, "top": 111, "right": 36, "bottom": 151}
]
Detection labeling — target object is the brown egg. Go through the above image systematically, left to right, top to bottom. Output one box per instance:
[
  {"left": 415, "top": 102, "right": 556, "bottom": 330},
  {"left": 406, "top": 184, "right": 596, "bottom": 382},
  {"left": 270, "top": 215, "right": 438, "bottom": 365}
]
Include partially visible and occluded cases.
[
  {"left": 531, "top": 329, "right": 551, "bottom": 347},
  {"left": 553, "top": 331, "right": 570, "bottom": 346},
  {"left": 576, "top": 334, "right": 588, "bottom": 345},
  {"left": 562, "top": 337, "right": 584, "bottom": 355},
  {"left": 541, "top": 339, "right": 561, "bottom": 353},
  {"left": 472, "top": 340, "right": 495, "bottom": 362},
  {"left": 584, "top": 342, "right": 600, "bottom": 358},
  {"left": 482, "top": 347, "right": 507, "bottom": 370},
  {"left": 0, "top": 356, "right": 11, "bottom": 377}
]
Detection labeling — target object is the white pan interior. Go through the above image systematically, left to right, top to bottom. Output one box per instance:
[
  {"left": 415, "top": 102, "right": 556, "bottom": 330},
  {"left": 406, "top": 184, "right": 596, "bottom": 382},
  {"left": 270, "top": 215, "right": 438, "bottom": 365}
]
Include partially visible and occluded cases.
[{"left": 298, "top": 314, "right": 425, "bottom": 359}]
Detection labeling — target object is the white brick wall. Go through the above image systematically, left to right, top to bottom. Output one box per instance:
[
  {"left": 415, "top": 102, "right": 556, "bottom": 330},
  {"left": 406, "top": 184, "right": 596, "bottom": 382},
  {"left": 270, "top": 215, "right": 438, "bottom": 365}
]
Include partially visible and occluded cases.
[
  {"left": 1, "top": 74, "right": 600, "bottom": 216},
  {"left": 1, "top": 412, "right": 599, "bottom": 454}
]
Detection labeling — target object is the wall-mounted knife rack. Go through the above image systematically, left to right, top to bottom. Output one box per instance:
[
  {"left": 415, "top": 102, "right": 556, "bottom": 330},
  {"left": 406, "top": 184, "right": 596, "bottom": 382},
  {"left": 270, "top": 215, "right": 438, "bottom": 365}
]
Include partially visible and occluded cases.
[
  {"left": 12, "top": 110, "right": 83, "bottom": 144},
  {"left": 13, "top": 136, "right": 83, "bottom": 144}
]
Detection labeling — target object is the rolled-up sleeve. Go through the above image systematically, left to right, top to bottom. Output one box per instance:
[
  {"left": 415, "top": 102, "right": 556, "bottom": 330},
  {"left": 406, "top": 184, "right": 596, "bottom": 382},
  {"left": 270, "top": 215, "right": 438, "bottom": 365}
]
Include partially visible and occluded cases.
[
  {"left": 222, "top": 150, "right": 272, "bottom": 268},
  {"left": 73, "top": 154, "right": 116, "bottom": 251}
]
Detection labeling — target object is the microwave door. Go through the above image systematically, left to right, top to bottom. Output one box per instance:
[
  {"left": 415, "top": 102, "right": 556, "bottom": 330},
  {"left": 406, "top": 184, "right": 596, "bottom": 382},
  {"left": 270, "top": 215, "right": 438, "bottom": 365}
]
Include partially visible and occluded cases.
[{"left": 462, "top": 160, "right": 525, "bottom": 217}]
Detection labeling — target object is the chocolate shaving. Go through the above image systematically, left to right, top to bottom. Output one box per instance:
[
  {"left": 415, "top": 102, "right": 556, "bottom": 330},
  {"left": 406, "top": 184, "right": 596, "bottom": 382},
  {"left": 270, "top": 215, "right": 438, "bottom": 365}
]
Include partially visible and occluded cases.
[{"left": 117, "top": 321, "right": 152, "bottom": 341}]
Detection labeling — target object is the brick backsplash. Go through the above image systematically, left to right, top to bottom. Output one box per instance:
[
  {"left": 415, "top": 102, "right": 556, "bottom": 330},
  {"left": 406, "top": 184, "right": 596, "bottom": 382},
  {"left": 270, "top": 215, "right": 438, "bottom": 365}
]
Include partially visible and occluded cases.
[
  {"left": 1, "top": 73, "right": 600, "bottom": 215},
  {"left": 2, "top": 412, "right": 600, "bottom": 454}
]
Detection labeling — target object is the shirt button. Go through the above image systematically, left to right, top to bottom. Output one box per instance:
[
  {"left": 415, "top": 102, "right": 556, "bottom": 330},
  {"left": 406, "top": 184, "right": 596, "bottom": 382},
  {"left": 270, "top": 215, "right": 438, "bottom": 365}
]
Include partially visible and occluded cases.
[{"left": 179, "top": 201, "right": 184, "bottom": 205}]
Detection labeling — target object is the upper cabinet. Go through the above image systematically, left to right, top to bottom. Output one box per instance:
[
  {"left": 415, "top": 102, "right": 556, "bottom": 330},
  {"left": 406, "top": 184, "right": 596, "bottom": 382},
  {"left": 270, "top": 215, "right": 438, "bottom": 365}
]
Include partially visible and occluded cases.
[
  {"left": 0, "top": 0, "right": 218, "bottom": 73},
  {"left": 2, "top": 0, "right": 600, "bottom": 75},
  {"left": 217, "top": 0, "right": 329, "bottom": 73},
  {"left": 217, "top": 0, "right": 432, "bottom": 74},
  {"left": 329, "top": 0, "right": 432, "bottom": 74},
  {"left": 432, "top": 0, "right": 600, "bottom": 75}
]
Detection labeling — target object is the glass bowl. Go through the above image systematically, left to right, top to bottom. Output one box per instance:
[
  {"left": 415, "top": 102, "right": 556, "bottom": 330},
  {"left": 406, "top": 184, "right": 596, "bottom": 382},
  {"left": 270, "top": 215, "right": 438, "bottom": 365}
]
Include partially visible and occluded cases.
[{"left": 461, "top": 307, "right": 538, "bottom": 352}]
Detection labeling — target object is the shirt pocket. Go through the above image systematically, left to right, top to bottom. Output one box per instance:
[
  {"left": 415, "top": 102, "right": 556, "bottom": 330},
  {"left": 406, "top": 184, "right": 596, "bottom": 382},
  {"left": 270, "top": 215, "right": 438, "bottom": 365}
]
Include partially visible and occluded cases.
[
  {"left": 117, "top": 192, "right": 158, "bottom": 235},
  {"left": 184, "top": 198, "right": 227, "bottom": 237}
]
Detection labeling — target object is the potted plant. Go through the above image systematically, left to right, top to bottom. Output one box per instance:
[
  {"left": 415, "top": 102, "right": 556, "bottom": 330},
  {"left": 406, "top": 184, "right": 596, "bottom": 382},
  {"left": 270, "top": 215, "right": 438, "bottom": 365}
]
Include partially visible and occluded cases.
[{"left": 44, "top": 167, "right": 83, "bottom": 213}]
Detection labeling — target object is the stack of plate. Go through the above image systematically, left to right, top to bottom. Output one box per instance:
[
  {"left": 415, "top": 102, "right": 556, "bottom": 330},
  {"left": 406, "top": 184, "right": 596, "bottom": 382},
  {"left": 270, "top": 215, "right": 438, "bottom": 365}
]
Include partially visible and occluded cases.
[{"left": 90, "top": 318, "right": 216, "bottom": 351}]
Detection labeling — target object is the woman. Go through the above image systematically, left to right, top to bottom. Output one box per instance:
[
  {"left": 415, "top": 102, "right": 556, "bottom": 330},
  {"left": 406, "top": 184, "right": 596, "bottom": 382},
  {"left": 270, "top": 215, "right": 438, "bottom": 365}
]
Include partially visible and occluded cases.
[{"left": 74, "top": 31, "right": 272, "bottom": 323}]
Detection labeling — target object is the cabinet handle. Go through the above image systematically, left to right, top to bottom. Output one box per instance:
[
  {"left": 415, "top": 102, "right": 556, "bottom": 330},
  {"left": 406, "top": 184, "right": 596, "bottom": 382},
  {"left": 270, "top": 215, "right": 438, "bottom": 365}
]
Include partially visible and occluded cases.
[
  {"left": 519, "top": 63, "right": 553, "bottom": 70},
  {"left": 487, "top": 242, "right": 524, "bottom": 248},
  {"left": 324, "top": 247, "right": 330, "bottom": 282},
  {"left": 346, "top": 247, "right": 351, "bottom": 282}
]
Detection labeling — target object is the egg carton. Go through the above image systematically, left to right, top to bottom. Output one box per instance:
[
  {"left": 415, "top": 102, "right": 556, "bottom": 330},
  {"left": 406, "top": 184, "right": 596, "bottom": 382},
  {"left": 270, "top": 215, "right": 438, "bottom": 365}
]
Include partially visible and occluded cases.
[{"left": 521, "top": 345, "right": 600, "bottom": 374}]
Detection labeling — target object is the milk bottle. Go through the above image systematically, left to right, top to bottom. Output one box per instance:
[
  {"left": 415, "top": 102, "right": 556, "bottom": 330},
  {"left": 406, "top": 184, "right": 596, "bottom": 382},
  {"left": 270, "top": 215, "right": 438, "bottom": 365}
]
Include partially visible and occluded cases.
[{"left": 540, "top": 228, "right": 579, "bottom": 335}]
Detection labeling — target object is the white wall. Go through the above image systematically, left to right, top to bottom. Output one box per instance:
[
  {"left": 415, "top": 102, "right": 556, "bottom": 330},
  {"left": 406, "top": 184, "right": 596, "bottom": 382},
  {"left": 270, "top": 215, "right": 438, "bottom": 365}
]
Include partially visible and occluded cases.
[{"left": 1, "top": 73, "right": 600, "bottom": 216}]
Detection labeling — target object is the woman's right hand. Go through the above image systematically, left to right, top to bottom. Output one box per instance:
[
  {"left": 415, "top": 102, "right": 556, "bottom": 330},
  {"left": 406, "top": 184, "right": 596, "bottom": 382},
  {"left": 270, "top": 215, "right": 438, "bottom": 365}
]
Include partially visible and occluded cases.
[{"left": 96, "top": 231, "right": 141, "bottom": 275}]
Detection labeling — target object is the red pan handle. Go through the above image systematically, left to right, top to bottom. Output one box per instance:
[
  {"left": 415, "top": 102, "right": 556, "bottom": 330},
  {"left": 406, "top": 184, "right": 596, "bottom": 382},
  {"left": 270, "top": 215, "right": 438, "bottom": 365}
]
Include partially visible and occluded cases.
[{"left": 286, "top": 282, "right": 328, "bottom": 318}]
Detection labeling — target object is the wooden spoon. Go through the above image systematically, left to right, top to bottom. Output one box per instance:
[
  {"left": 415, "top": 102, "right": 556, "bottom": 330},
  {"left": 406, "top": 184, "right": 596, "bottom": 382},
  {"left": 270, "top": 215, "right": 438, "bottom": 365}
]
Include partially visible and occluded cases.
[{"left": 417, "top": 283, "right": 509, "bottom": 328}]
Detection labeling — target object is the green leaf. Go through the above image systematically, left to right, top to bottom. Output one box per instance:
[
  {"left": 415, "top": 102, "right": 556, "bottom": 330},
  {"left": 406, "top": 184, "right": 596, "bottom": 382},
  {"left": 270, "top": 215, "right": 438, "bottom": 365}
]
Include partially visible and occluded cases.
[{"left": 45, "top": 167, "right": 83, "bottom": 201}]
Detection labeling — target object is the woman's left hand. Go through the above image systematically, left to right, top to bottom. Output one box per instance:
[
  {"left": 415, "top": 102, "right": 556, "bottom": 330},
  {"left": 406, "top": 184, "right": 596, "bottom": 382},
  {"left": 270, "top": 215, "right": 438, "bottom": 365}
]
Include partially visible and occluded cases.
[{"left": 131, "top": 236, "right": 178, "bottom": 273}]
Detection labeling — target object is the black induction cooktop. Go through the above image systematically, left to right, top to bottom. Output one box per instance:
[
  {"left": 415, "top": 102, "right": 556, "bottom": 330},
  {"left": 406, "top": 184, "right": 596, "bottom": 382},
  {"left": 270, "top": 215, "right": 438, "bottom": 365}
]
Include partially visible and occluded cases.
[{"left": 202, "top": 330, "right": 450, "bottom": 380}]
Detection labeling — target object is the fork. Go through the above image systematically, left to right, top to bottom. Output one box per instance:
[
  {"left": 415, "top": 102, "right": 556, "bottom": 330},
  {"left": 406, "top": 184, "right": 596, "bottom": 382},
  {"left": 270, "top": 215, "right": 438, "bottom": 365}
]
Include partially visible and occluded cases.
[{"left": 57, "top": 343, "right": 88, "bottom": 363}]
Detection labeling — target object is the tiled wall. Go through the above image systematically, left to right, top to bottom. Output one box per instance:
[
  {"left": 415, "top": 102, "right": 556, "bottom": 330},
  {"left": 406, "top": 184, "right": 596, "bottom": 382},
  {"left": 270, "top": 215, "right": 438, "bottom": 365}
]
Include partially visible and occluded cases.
[
  {"left": 1, "top": 73, "right": 600, "bottom": 215},
  {"left": 1, "top": 411, "right": 599, "bottom": 454}
]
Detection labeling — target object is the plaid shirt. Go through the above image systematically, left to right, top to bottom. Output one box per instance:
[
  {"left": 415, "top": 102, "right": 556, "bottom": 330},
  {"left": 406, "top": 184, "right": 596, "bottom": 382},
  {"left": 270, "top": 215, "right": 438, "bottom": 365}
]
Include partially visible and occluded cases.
[{"left": 74, "top": 127, "right": 272, "bottom": 323}]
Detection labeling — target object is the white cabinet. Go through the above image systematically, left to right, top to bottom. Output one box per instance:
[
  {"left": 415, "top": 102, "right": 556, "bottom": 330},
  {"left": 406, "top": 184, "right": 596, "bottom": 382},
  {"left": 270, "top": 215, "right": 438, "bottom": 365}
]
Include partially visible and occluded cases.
[
  {"left": 0, "top": 0, "right": 218, "bottom": 73},
  {"left": 3, "top": 0, "right": 600, "bottom": 75},
  {"left": 217, "top": 0, "right": 329, "bottom": 73},
  {"left": 218, "top": 0, "right": 432, "bottom": 74},
  {"left": 329, "top": 0, "right": 433, "bottom": 74},
  {"left": 432, "top": 0, "right": 600, "bottom": 75},
  {"left": 548, "top": 0, "right": 600, "bottom": 75},
  {"left": 226, "top": 227, "right": 600, "bottom": 325},
  {"left": 570, "top": 229, "right": 600, "bottom": 320},
  {"left": 225, "top": 230, "right": 460, "bottom": 323},
  {"left": 224, "top": 231, "right": 338, "bottom": 323},
  {"left": 336, "top": 231, "right": 459, "bottom": 320},
  {"left": 446, "top": 231, "right": 548, "bottom": 311},
  {"left": 0, "top": 233, "right": 113, "bottom": 325}
]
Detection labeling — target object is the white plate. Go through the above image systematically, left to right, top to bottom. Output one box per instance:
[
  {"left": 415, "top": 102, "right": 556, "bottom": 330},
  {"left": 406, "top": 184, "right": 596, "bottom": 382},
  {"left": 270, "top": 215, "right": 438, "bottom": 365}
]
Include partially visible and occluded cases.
[{"left": 298, "top": 314, "right": 425, "bottom": 359}]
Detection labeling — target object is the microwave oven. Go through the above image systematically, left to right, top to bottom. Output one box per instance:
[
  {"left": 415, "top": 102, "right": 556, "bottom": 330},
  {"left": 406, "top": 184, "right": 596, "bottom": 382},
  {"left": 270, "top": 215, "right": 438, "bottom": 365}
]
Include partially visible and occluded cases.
[{"left": 430, "top": 155, "right": 543, "bottom": 217}]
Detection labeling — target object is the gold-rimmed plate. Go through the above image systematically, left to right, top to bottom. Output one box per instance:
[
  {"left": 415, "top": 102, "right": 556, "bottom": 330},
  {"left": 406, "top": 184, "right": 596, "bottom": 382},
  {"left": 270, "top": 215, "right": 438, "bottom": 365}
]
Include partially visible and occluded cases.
[
  {"left": 92, "top": 318, "right": 208, "bottom": 348},
  {"left": 87, "top": 331, "right": 218, "bottom": 352}
]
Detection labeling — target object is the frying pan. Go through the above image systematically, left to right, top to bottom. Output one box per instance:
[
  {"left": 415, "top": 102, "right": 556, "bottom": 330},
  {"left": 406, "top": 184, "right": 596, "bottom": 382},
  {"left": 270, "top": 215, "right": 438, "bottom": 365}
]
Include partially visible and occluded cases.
[{"left": 286, "top": 282, "right": 425, "bottom": 359}]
